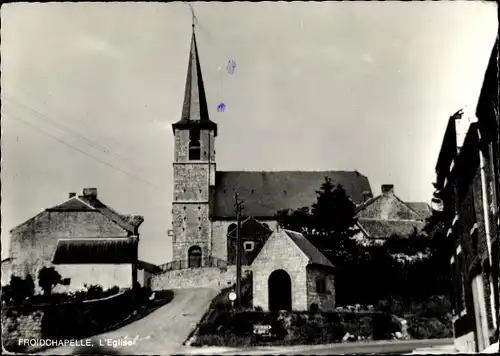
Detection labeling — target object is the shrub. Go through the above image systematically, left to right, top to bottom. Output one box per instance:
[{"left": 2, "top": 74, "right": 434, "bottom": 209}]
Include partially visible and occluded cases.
[
  {"left": 38, "top": 267, "right": 62, "bottom": 297},
  {"left": 4, "top": 275, "right": 36, "bottom": 304},
  {"left": 84, "top": 284, "right": 104, "bottom": 299},
  {"left": 372, "top": 312, "right": 400, "bottom": 340}
]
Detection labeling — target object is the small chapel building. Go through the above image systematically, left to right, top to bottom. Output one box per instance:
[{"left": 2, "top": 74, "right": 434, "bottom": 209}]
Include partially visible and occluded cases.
[
  {"left": 170, "top": 25, "right": 373, "bottom": 270},
  {"left": 252, "top": 229, "right": 336, "bottom": 312}
]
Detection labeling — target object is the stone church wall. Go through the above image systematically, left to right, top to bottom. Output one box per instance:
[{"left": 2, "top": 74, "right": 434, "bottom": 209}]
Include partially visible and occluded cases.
[
  {"left": 172, "top": 204, "right": 210, "bottom": 262},
  {"left": 150, "top": 265, "right": 252, "bottom": 290}
]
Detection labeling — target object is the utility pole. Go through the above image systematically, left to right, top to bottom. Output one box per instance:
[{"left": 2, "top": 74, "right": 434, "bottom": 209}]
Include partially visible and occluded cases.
[{"left": 234, "top": 192, "right": 244, "bottom": 307}]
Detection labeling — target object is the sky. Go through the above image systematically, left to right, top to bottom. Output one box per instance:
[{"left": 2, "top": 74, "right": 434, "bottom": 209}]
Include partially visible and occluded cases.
[{"left": 1, "top": 1, "right": 498, "bottom": 264}]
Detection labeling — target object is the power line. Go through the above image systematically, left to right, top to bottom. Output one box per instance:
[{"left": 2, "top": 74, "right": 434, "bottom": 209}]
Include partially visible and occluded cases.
[
  {"left": 4, "top": 85, "right": 153, "bottom": 164},
  {"left": 2, "top": 93, "right": 163, "bottom": 179},
  {"left": 4, "top": 111, "right": 163, "bottom": 190}
]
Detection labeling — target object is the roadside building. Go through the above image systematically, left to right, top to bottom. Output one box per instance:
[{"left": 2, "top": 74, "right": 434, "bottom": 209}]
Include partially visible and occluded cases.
[
  {"left": 435, "top": 109, "right": 498, "bottom": 352},
  {"left": 7, "top": 188, "right": 144, "bottom": 293},
  {"left": 251, "top": 229, "right": 335, "bottom": 312}
]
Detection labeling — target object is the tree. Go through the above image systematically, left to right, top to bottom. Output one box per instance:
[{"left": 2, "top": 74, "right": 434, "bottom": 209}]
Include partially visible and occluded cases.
[
  {"left": 276, "top": 177, "right": 361, "bottom": 265},
  {"left": 308, "top": 179, "right": 360, "bottom": 264},
  {"left": 275, "top": 207, "right": 312, "bottom": 235},
  {"left": 38, "top": 267, "right": 62, "bottom": 297}
]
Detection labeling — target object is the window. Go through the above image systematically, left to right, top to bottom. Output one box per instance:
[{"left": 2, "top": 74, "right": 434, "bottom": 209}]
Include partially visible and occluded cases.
[
  {"left": 188, "top": 129, "right": 201, "bottom": 160},
  {"left": 227, "top": 223, "right": 237, "bottom": 237},
  {"left": 471, "top": 229, "right": 478, "bottom": 253},
  {"left": 243, "top": 241, "right": 255, "bottom": 252},
  {"left": 315, "top": 277, "right": 326, "bottom": 294}
]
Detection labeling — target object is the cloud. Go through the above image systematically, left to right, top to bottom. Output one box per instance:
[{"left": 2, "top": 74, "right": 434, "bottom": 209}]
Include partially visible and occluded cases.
[
  {"left": 72, "top": 35, "right": 122, "bottom": 59},
  {"left": 361, "top": 53, "right": 374, "bottom": 63}
]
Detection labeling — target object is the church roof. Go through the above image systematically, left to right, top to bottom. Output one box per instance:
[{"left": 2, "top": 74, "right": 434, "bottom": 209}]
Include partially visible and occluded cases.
[
  {"left": 172, "top": 25, "right": 217, "bottom": 136},
  {"left": 211, "top": 171, "right": 372, "bottom": 219},
  {"left": 283, "top": 230, "right": 334, "bottom": 268}
]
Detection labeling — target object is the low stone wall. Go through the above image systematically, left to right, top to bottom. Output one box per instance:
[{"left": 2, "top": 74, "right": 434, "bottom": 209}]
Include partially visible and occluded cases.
[
  {"left": 151, "top": 266, "right": 252, "bottom": 290},
  {"left": 1, "top": 291, "right": 134, "bottom": 353},
  {"left": 1, "top": 305, "right": 44, "bottom": 353}
]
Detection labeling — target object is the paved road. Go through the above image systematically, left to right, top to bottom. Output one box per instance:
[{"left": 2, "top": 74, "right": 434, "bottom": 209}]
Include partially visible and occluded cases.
[
  {"left": 41, "top": 288, "right": 220, "bottom": 355},
  {"left": 184, "top": 338, "right": 456, "bottom": 355}
]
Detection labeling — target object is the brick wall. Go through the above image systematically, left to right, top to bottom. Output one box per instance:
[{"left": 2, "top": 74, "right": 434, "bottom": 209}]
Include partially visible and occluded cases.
[
  {"left": 9, "top": 211, "right": 130, "bottom": 293},
  {"left": 251, "top": 231, "right": 309, "bottom": 311},
  {"left": 150, "top": 265, "right": 252, "bottom": 290},
  {"left": 306, "top": 267, "right": 335, "bottom": 312}
]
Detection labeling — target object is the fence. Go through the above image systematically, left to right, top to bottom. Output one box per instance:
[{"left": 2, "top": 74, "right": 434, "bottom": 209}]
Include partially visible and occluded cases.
[{"left": 156, "top": 256, "right": 228, "bottom": 274}]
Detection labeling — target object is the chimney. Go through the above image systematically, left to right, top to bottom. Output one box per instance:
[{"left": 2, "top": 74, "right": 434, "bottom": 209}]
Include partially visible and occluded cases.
[
  {"left": 381, "top": 184, "right": 394, "bottom": 196},
  {"left": 82, "top": 188, "right": 98, "bottom": 198},
  {"left": 362, "top": 190, "right": 372, "bottom": 202},
  {"left": 69, "top": 192, "right": 76, "bottom": 198}
]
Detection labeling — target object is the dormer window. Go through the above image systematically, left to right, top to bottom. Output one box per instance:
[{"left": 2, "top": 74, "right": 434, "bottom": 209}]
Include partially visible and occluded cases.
[{"left": 189, "top": 129, "right": 201, "bottom": 160}]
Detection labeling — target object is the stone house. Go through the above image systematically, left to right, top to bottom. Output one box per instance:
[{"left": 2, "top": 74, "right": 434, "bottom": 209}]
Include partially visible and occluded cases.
[
  {"left": 170, "top": 25, "right": 373, "bottom": 270},
  {"left": 436, "top": 111, "right": 498, "bottom": 351},
  {"left": 353, "top": 184, "right": 431, "bottom": 246},
  {"left": 7, "top": 188, "right": 144, "bottom": 293},
  {"left": 252, "top": 229, "right": 335, "bottom": 312}
]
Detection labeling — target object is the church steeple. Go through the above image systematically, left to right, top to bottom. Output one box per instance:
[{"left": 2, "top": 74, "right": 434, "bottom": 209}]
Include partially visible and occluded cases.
[{"left": 172, "top": 25, "right": 217, "bottom": 136}]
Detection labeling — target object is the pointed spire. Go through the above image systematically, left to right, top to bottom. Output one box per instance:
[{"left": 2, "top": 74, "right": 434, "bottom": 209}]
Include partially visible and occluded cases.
[{"left": 172, "top": 26, "right": 217, "bottom": 135}]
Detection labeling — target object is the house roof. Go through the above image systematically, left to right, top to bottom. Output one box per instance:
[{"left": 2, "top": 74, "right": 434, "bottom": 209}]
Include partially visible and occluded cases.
[
  {"left": 172, "top": 26, "right": 218, "bottom": 136},
  {"left": 212, "top": 171, "right": 372, "bottom": 218},
  {"left": 354, "top": 187, "right": 430, "bottom": 221},
  {"left": 46, "top": 195, "right": 144, "bottom": 235},
  {"left": 405, "top": 202, "right": 432, "bottom": 220},
  {"left": 227, "top": 216, "right": 272, "bottom": 240},
  {"left": 357, "top": 218, "right": 425, "bottom": 239},
  {"left": 283, "top": 230, "right": 334, "bottom": 268},
  {"left": 52, "top": 237, "right": 138, "bottom": 264}
]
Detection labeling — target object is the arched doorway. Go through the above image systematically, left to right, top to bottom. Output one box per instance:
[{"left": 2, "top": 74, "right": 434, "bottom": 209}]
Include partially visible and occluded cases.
[
  {"left": 188, "top": 246, "right": 202, "bottom": 268},
  {"left": 268, "top": 269, "right": 292, "bottom": 311}
]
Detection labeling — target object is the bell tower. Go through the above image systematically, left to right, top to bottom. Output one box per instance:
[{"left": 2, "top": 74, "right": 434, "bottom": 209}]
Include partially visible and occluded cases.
[{"left": 171, "top": 25, "right": 217, "bottom": 266}]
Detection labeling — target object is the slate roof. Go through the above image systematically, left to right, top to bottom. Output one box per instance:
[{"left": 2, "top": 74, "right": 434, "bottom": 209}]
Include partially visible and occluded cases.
[
  {"left": 172, "top": 27, "right": 218, "bottom": 136},
  {"left": 212, "top": 171, "right": 372, "bottom": 219},
  {"left": 46, "top": 195, "right": 144, "bottom": 235},
  {"left": 405, "top": 202, "right": 432, "bottom": 220},
  {"left": 227, "top": 216, "right": 273, "bottom": 240},
  {"left": 357, "top": 218, "right": 425, "bottom": 239},
  {"left": 283, "top": 230, "right": 334, "bottom": 268},
  {"left": 52, "top": 237, "right": 138, "bottom": 264}
]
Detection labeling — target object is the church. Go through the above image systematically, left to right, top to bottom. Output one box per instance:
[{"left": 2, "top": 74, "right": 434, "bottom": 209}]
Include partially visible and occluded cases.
[{"left": 170, "top": 25, "right": 373, "bottom": 269}]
